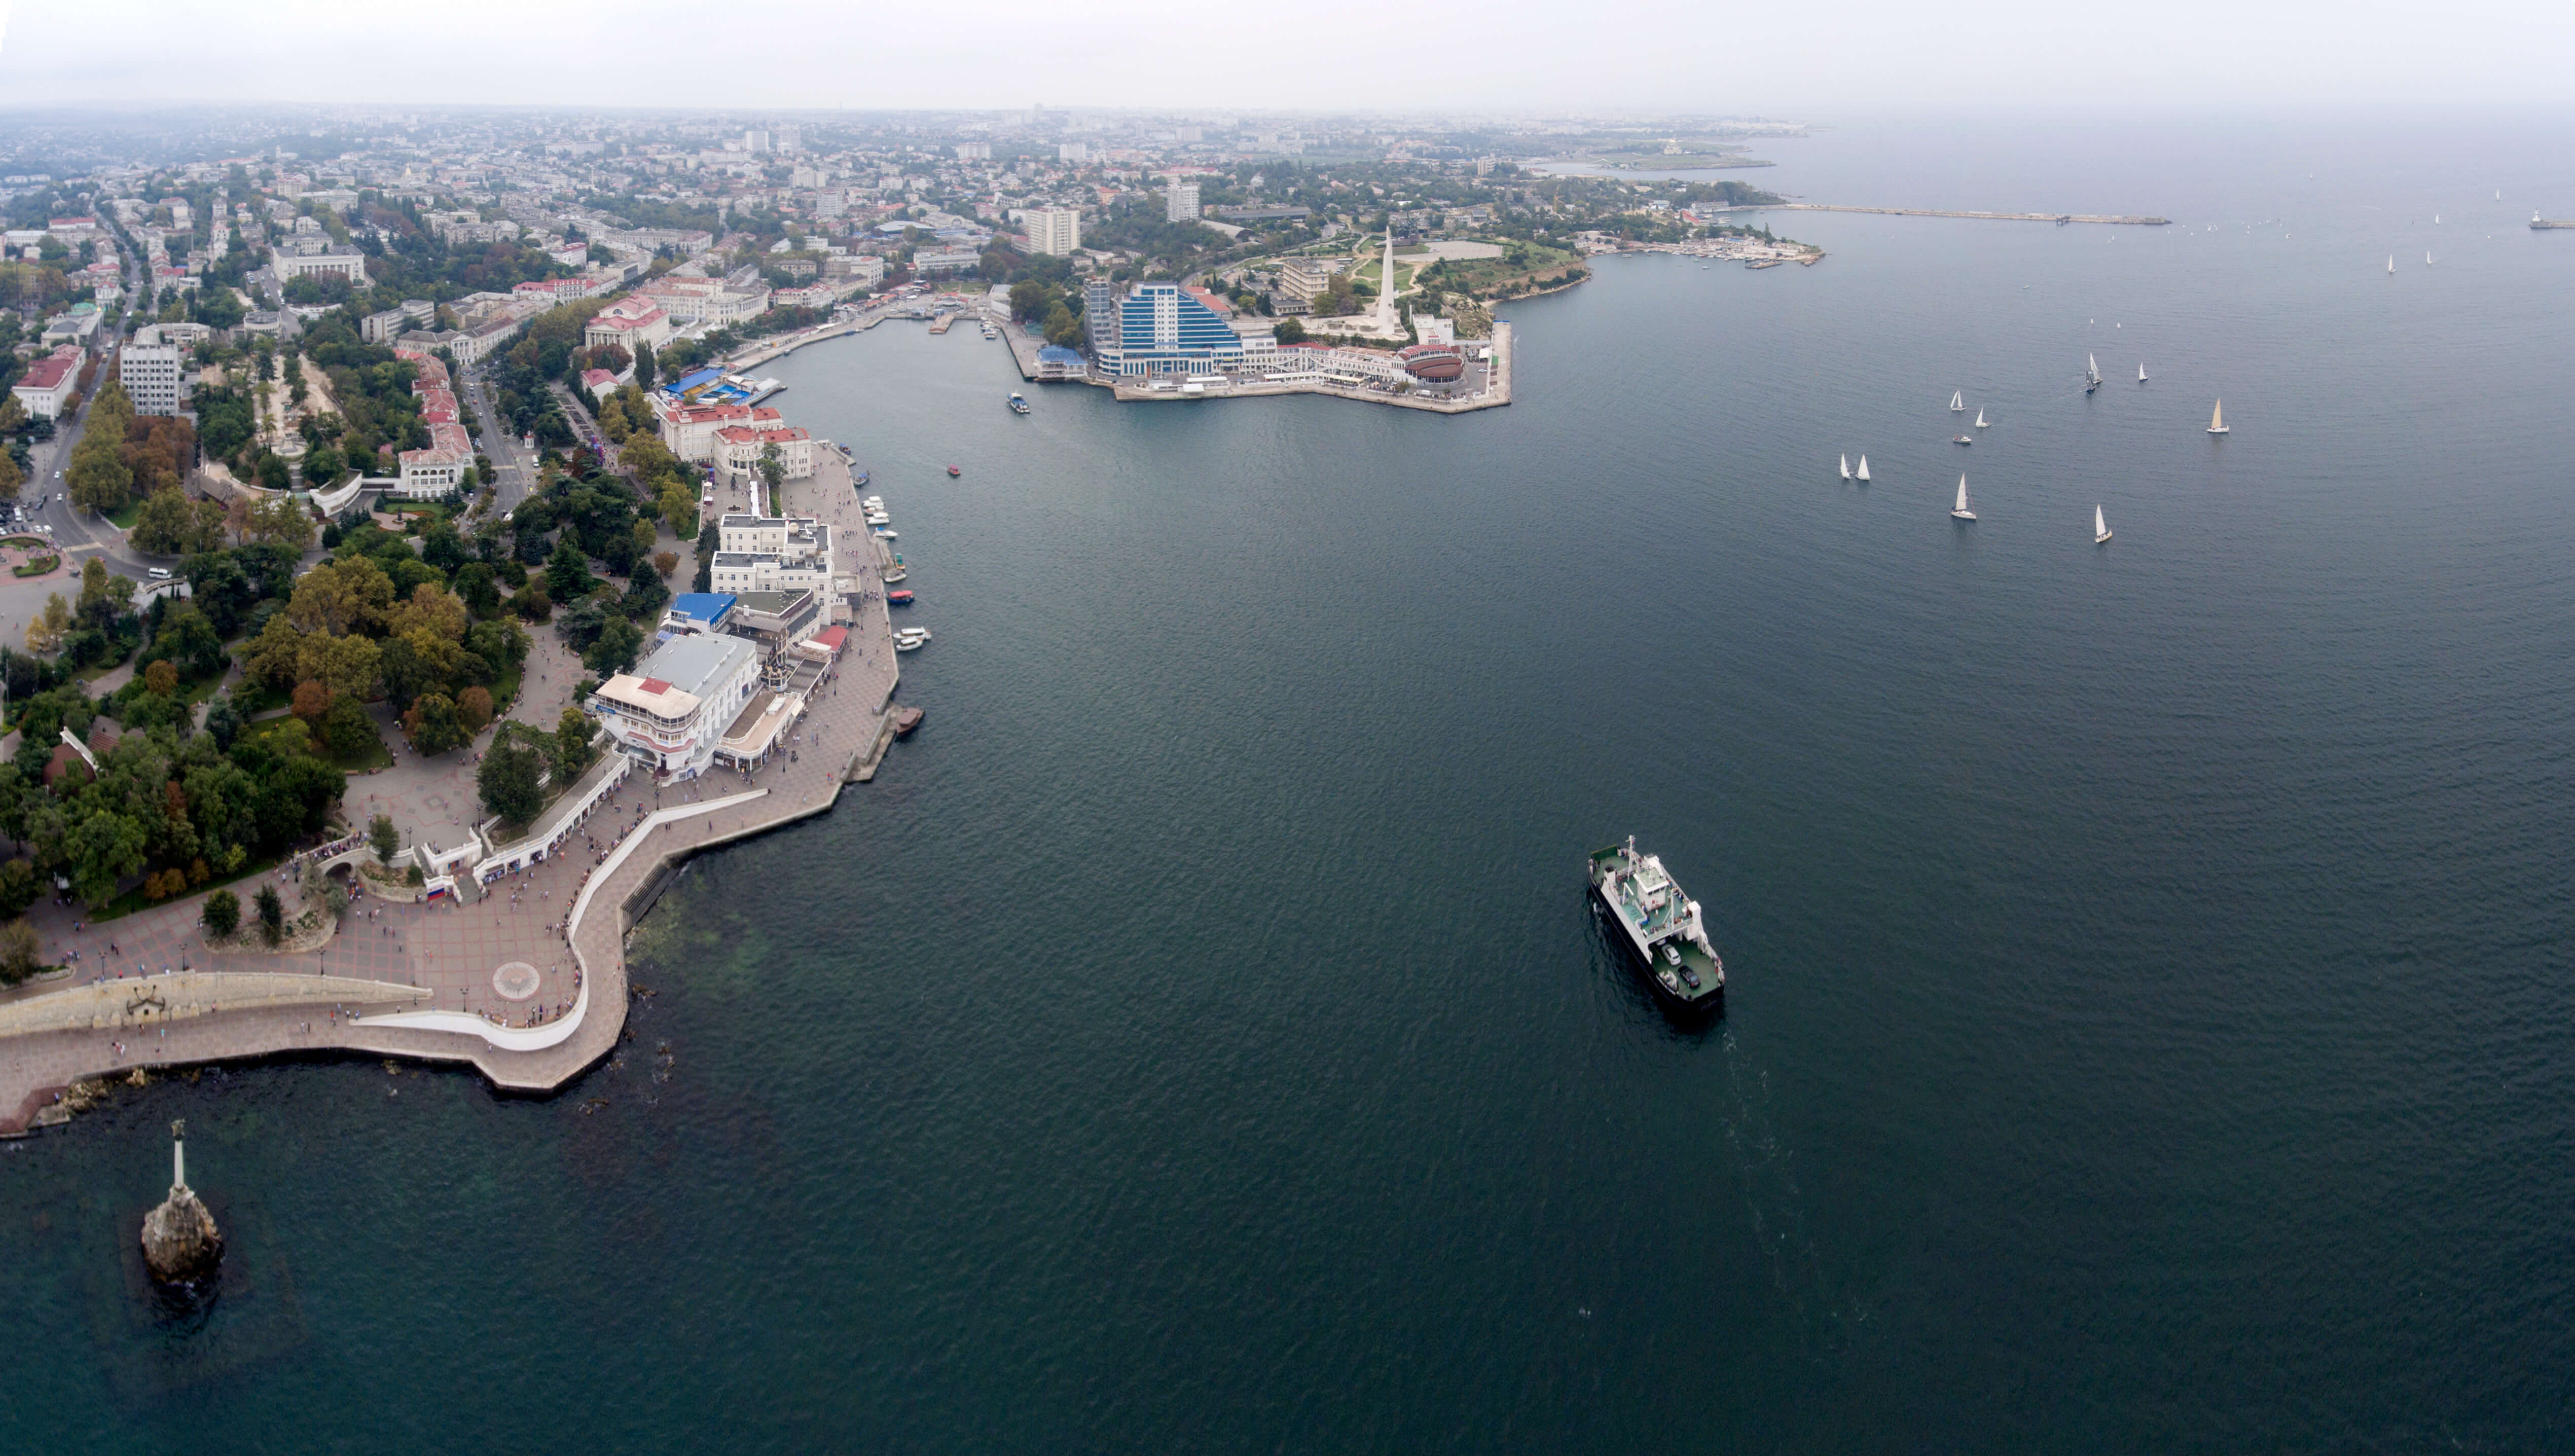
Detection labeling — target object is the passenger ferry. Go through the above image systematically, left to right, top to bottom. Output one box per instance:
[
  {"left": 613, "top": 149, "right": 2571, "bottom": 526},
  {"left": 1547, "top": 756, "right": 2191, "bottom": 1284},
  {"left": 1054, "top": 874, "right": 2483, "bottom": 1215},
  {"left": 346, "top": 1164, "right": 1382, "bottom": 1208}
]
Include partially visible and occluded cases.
[
  {"left": 1007, "top": 392, "right": 1031, "bottom": 415},
  {"left": 1588, "top": 838, "right": 1724, "bottom": 1013}
]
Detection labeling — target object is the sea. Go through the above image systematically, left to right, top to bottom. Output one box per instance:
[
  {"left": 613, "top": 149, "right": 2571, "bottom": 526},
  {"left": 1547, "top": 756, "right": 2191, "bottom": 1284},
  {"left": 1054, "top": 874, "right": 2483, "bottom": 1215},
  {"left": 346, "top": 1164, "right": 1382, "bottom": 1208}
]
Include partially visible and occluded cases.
[{"left": 6, "top": 109, "right": 2573, "bottom": 1451}]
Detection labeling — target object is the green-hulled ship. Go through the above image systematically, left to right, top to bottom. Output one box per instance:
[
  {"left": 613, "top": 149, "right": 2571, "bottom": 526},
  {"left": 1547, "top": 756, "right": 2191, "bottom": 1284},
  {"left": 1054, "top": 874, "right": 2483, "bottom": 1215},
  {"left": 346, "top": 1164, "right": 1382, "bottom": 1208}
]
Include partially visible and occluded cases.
[{"left": 1589, "top": 838, "right": 1724, "bottom": 1013}]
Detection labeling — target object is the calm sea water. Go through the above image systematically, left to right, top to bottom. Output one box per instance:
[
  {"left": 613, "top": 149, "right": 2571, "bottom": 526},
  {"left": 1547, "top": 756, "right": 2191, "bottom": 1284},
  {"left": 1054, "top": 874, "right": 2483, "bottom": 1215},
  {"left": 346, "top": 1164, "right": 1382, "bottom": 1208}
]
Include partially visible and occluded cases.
[{"left": 8, "top": 112, "right": 2574, "bottom": 1452}]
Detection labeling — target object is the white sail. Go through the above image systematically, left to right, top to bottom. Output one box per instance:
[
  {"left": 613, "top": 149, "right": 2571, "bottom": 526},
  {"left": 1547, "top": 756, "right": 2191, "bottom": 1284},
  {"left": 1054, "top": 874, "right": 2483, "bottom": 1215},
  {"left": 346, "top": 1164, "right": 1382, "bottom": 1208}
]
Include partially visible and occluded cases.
[
  {"left": 2387, "top": 255, "right": 2395, "bottom": 273},
  {"left": 2138, "top": 362, "right": 2148, "bottom": 381},
  {"left": 1950, "top": 390, "right": 1965, "bottom": 412},
  {"left": 2209, "top": 399, "right": 2226, "bottom": 433},
  {"left": 1974, "top": 409, "right": 1987, "bottom": 427},
  {"left": 1839, "top": 453, "right": 1850, "bottom": 479},
  {"left": 1856, "top": 454, "right": 1870, "bottom": 481},
  {"left": 1956, "top": 475, "right": 1971, "bottom": 512},
  {"left": 2094, "top": 504, "right": 2111, "bottom": 542}
]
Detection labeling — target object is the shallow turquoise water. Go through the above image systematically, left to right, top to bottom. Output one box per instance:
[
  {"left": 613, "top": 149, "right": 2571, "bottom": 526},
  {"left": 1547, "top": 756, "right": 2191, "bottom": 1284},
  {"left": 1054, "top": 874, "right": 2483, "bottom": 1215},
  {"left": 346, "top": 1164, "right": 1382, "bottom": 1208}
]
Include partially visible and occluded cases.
[{"left": 6, "top": 112, "right": 2574, "bottom": 1451}]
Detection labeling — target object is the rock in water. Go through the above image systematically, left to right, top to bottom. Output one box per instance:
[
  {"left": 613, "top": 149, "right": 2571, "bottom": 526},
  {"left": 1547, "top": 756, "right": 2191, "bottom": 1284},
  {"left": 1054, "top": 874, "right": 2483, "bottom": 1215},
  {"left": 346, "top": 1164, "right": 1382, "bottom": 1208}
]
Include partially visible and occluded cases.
[
  {"left": 140, "top": 1118, "right": 222, "bottom": 1286},
  {"left": 141, "top": 1187, "right": 223, "bottom": 1285}
]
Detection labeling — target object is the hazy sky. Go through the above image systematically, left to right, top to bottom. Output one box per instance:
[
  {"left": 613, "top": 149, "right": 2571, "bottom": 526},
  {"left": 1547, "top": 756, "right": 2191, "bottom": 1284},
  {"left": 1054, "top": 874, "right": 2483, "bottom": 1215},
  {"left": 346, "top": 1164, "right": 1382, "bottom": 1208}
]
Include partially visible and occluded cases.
[{"left": 0, "top": 1, "right": 2568, "bottom": 113}]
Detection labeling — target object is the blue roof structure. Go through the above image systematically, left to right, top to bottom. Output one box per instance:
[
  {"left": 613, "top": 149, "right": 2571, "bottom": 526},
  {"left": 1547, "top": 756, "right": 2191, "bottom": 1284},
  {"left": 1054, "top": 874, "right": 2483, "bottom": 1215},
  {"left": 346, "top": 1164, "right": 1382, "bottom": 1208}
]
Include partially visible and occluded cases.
[
  {"left": 1037, "top": 345, "right": 1083, "bottom": 366},
  {"left": 670, "top": 368, "right": 723, "bottom": 395},
  {"left": 669, "top": 592, "right": 737, "bottom": 628}
]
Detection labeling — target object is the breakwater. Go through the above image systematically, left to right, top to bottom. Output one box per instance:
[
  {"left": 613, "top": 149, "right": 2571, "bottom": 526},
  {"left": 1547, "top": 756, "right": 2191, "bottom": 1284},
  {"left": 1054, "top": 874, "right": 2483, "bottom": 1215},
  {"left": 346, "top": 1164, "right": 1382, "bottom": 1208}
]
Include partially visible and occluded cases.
[{"left": 1779, "top": 203, "right": 2171, "bottom": 225}]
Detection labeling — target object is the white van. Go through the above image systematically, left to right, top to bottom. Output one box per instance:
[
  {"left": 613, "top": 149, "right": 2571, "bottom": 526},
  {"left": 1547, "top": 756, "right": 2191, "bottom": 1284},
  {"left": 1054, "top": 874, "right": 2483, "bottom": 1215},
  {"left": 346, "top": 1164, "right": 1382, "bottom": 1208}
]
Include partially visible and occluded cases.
[{"left": 148, "top": 567, "right": 173, "bottom": 580}]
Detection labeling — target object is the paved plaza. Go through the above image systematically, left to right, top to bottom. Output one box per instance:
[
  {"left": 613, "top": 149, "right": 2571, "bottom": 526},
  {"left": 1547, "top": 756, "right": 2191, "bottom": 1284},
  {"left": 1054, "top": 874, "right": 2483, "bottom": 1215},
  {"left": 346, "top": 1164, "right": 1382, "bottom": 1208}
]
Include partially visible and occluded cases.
[{"left": 0, "top": 450, "right": 905, "bottom": 1129}]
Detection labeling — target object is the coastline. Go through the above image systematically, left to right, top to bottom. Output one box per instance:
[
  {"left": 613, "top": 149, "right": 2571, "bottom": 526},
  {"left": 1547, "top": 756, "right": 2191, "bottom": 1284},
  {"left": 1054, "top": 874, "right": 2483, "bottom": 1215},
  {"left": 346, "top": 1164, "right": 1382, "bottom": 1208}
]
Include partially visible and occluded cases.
[{"left": 0, "top": 450, "right": 905, "bottom": 1134}]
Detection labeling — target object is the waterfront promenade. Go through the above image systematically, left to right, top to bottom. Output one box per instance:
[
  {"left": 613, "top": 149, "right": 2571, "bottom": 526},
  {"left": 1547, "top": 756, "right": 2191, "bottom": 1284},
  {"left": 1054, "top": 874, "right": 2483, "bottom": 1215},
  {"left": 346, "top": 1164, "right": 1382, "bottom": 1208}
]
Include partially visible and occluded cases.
[{"left": 0, "top": 452, "right": 903, "bottom": 1132}]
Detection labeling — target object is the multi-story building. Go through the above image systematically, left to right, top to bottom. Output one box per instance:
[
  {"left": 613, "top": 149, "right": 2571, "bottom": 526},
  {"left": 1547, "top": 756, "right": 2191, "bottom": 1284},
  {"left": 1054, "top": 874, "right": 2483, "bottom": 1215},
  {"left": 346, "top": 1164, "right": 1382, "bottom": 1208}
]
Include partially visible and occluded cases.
[
  {"left": 1166, "top": 184, "right": 1200, "bottom": 223},
  {"left": 1025, "top": 207, "right": 1080, "bottom": 256},
  {"left": 272, "top": 246, "right": 369, "bottom": 286},
  {"left": 912, "top": 248, "right": 982, "bottom": 276},
  {"left": 1272, "top": 257, "right": 1337, "bottom": 315},
  {"left": 1094, "top": 281, "right": 1280, "bottom": 378},
  {"left": 584, "top": 294, "right": 673, "bottom": 352},
  {"left": 361, "top": 307, "right": 410, "bottom": 344},
  {"left": 119, "top": 343, "right": 189, "bottom": 417},
  {"left": 9, "top": 347, "right": 81, "bottom": 419},
  {"left": 391, "top": 348, "right": 474, "bottom": 498},
  {"left": 657, "top": 400, "right": 788, "bottom": 462},
  {"left": 711, "top": 423, "right": 816, "bottom": 486},
  {"left": 707, "top": 512, "right": 834, "bottom": 597},
  {"left": 592, "top": 631, "right": 762, "bottom": 780}
]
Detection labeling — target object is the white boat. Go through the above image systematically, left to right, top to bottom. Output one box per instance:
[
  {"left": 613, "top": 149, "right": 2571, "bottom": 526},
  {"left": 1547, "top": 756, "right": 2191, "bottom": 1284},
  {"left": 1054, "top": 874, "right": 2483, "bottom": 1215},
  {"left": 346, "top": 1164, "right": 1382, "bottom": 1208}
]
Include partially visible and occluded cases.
[
  {"left": 2426, "top": 251, "right": 2434, "bottom": 265},
  {"left": 2386, "top": 256, "right": 2395, "bottom": 274},
  {"left": 2085, "top": 353, "right": 2101, "bottom": 392},
  {"left": 2137, "top": 362, "right": 2148, "bottom": 383},
  {"left": 1949, "top": 390, "right": 1965, "bottom": 413},
  {"left": 2207, "top": 399, "right": 2229, "bottom": 435},
  {"left": 1975, "top": 408, "right": 1989, "bottom": 427},
  {"left": 1839, "top": 454, "right": 1851, "bottom": 480},
  {"left": 1855, "top": 454, "right": 1871, "bottom": 482},
  {"left": 1951, "top": 475, "right": 1976, "bottom": 521},
  {"left": 2094, "top": 504, "right": 2113, "bottom": 544},
  {"left": 875, "top": 528, "right": 898, "bottom": 538},
  {"left": 894, "top": 630, "right": 930, "bottom": 652},
  {"left": 1587, "top": 837, "right": 1723, "bottom": 1010}
]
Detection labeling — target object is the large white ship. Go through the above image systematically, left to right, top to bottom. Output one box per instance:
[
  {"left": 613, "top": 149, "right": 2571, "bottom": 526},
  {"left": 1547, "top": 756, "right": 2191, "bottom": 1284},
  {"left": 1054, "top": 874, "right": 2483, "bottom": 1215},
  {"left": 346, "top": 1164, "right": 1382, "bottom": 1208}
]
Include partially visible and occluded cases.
[{"left": 1588, "top": 838, "right": 1724, "bottom": 1012}]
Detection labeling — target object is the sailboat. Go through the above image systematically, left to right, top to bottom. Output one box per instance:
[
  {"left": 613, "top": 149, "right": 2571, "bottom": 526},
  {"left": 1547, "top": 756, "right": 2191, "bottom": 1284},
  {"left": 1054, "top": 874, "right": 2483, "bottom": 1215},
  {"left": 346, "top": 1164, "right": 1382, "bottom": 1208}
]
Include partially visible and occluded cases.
[
  {"left": 2426, "top": 250, "right": 2434, "bottom": 265},
  {"left": 2387, "top": 256, "right": 2395, "bottom": 274},
  {"left": 2085, "top": 353, "right": 2102, "bottom": 394},
  {"left": 2137, "top": 362, "right": 2148, "bottom": 383},
  {"left": 1949, "top": 390, "right": 1965, "bottom": 413},
  {"left": 2207, "top": 399, "right": 2229, "bottom": 435},
  {"left": 1974, "top": 408, "right": 1988, "bottom": 428},
  {"left": 1839, "top": 454, "right": 1851, "bottom": 481},
  {"left": 1856, "top": 455, "right": 1871, "bottom": 482},
  {"left": 1951, "top": 475, "right": 1976, "bottom": 521},
  {"left": 2094, "top": 504, "right": 2113, "bottom": 545}
]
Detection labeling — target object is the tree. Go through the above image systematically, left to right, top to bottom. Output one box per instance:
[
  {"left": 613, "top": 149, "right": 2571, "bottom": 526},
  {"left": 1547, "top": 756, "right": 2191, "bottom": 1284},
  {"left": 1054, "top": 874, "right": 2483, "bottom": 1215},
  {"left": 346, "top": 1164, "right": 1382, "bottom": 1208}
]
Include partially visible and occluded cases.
[
  {"left": 1273, "top": 318, "right": 1307, "bottom": 344},
  {"left": 633, "top": 342, "right": 656, "bottom": 391},
  {"left": 67, "top": 440, "right": 134, "bottom": 516},
  {"left": 755, "top": 443, "right": 786, "bottom": 498},
  {"left": 0, "top": 448, "right": 20, "bottom": 503},
  {"left": 658, "top": 484, "right": 697, "bottom": 534},
  {"left": 546, "top": 538, "right": 592, "bottom": 602},
  {"left": 651, "top": 550, "right": 677, "bottom": 579},
  {"left": 74, "top": 558, "right": 134, "bottom": 632},
  {"left": 24, "top": 594, "right": 68, "bottom": 655},
  {"left": 583, "top": 616, "right": 643, "bottom": 676},
  {"left": 143, "top": 660, "right": 178, "bottom": 697},
  {"left": 291, "top": 679, "right": 332, "bottom": 722},
  {"left": 456, "top": 685, "right": 493, "bottom": 736},
  {"left": 402, "top": 693, "right": 466, "bottom": 755},
  {"left": 319, "top": 694, "right": 377, "bottom": 759},
  {"left": 553, "top": 706, "right": 597, "bottom": 781},
  {"left": 477, "top": 733, "right": 547, "bottom": 827},
  {"left": 66, "top": 806, "right": 148, "bottom": 909},
  {"left": 369, "top": 812, "right": 399, "bottom": 866},
  {"left": 0, "top": 859, "right": 38, "bottom": 920},
  {"left": 254, "top": 884, "right": 284, "bottom": 945},
  {"left": 201, "top": 887, "right": 241, "bottom": 938},
  {"left": 0, "top": 919, "right": 40, "bottom": 984}
]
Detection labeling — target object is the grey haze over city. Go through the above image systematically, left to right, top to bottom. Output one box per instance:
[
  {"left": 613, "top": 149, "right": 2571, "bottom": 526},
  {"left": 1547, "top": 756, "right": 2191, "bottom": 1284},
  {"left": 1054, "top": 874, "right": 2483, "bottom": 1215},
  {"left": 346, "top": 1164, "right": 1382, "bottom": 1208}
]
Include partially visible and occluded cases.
[{"left": 1, "top": 1, "right": 2570, "bottom": 109}]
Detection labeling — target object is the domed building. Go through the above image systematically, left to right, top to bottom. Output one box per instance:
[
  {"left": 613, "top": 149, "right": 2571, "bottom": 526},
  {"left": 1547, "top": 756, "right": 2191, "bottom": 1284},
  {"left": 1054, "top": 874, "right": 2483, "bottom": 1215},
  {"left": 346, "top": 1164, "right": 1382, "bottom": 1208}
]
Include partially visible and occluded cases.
[{"left": 1399, "top": 343, "right": 1464, "bottom": 383}]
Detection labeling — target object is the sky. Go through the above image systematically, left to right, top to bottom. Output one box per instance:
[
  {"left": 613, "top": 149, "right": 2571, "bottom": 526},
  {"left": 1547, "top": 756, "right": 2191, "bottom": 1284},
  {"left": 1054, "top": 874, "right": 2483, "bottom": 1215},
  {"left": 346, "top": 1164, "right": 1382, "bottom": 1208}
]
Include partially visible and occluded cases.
[{"left": 0, "top": 1, "right": 2569, "bottom": 113}]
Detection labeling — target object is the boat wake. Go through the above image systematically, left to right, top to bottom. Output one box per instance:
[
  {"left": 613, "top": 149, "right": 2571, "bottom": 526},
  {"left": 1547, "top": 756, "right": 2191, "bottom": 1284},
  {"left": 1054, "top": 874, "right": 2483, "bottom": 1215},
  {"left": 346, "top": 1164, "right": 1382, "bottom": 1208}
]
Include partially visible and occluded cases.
[{"left": 1708, "top": 1026, "right": 1872, "bottom": 1355}]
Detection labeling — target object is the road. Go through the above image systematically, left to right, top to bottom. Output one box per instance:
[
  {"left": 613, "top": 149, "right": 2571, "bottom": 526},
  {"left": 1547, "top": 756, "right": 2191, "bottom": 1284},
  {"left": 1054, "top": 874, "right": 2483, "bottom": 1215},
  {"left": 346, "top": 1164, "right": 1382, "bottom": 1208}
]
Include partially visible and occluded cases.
[
  {"left": 20, "top": 241, "right": 155, "bottom": 587},
  {"left": 460, "top": 369, "right": 537, "bottom": 516}
]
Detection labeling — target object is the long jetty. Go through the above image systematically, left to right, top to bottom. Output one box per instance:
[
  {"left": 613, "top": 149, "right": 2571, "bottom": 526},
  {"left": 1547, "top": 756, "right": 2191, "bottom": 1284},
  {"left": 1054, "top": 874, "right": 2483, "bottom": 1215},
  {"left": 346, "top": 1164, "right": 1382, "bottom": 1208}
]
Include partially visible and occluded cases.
[
  {"left": 1779, "top": 203, "right": 2171, "bottom": 226},
  {"left": 0, "top": 452, "right": 902, "bottom": 1132}
]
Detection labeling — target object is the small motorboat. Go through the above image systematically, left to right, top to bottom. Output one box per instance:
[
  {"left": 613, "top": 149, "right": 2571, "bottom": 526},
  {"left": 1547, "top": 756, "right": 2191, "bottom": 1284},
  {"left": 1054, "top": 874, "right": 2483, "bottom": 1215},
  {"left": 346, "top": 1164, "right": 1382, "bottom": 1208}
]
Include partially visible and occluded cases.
[
  {"left": 1007, "top": 393, "right": 1030, "bottom": 415},
  {"left": 1952, "top": 434, "right": 1973, "bottom": 445},
  {"left": 946, "top": 465, "right": 962, "bottom": 477},
  {"left": 853, "top": 469, "right": 870, "bottom": 487},
  {"left": 862, "top": 496, "right": 884, "bottom": 507},
  {"left": 865, "top": 512, "right": 891, "bottom": 525},
  {"left": 874, "top": 528, "right": 898, "bottom": 539},
  {"left": 887, "top": 589, "right": 914, "bottom": 605},
  {"left": 894, "top": 629, "right": 931, "bottom": 652},
  {"left": 891, "top": 706, "right": 924, "bottom": 738}
]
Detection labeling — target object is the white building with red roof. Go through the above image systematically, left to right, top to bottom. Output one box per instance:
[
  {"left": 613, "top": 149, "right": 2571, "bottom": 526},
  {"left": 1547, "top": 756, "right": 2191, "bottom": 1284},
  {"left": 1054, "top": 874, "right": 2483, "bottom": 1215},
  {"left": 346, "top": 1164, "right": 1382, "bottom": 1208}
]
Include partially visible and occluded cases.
[
  {"left": 584, "top": 294, "right": 672, "bottom": 352},
  {"left": 10, "top": 346, "right": 82, "bottom": 419},
  {"left": 391, "top": 347, "right": 475, "bottom": 498},
  {"left": 656, "top": 398, "right": 786, "bottom": 462},
  {"left": 712, "top": 422, "right": 814, "bottom": 484}
]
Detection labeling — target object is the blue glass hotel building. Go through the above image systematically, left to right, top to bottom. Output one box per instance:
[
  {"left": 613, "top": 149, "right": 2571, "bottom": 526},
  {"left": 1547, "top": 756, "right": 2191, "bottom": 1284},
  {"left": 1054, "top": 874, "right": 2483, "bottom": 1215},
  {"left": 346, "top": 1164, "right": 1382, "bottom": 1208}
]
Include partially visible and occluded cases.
[{"left": 1089, "top": 281, "right": 1276, "bottom": 378}]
